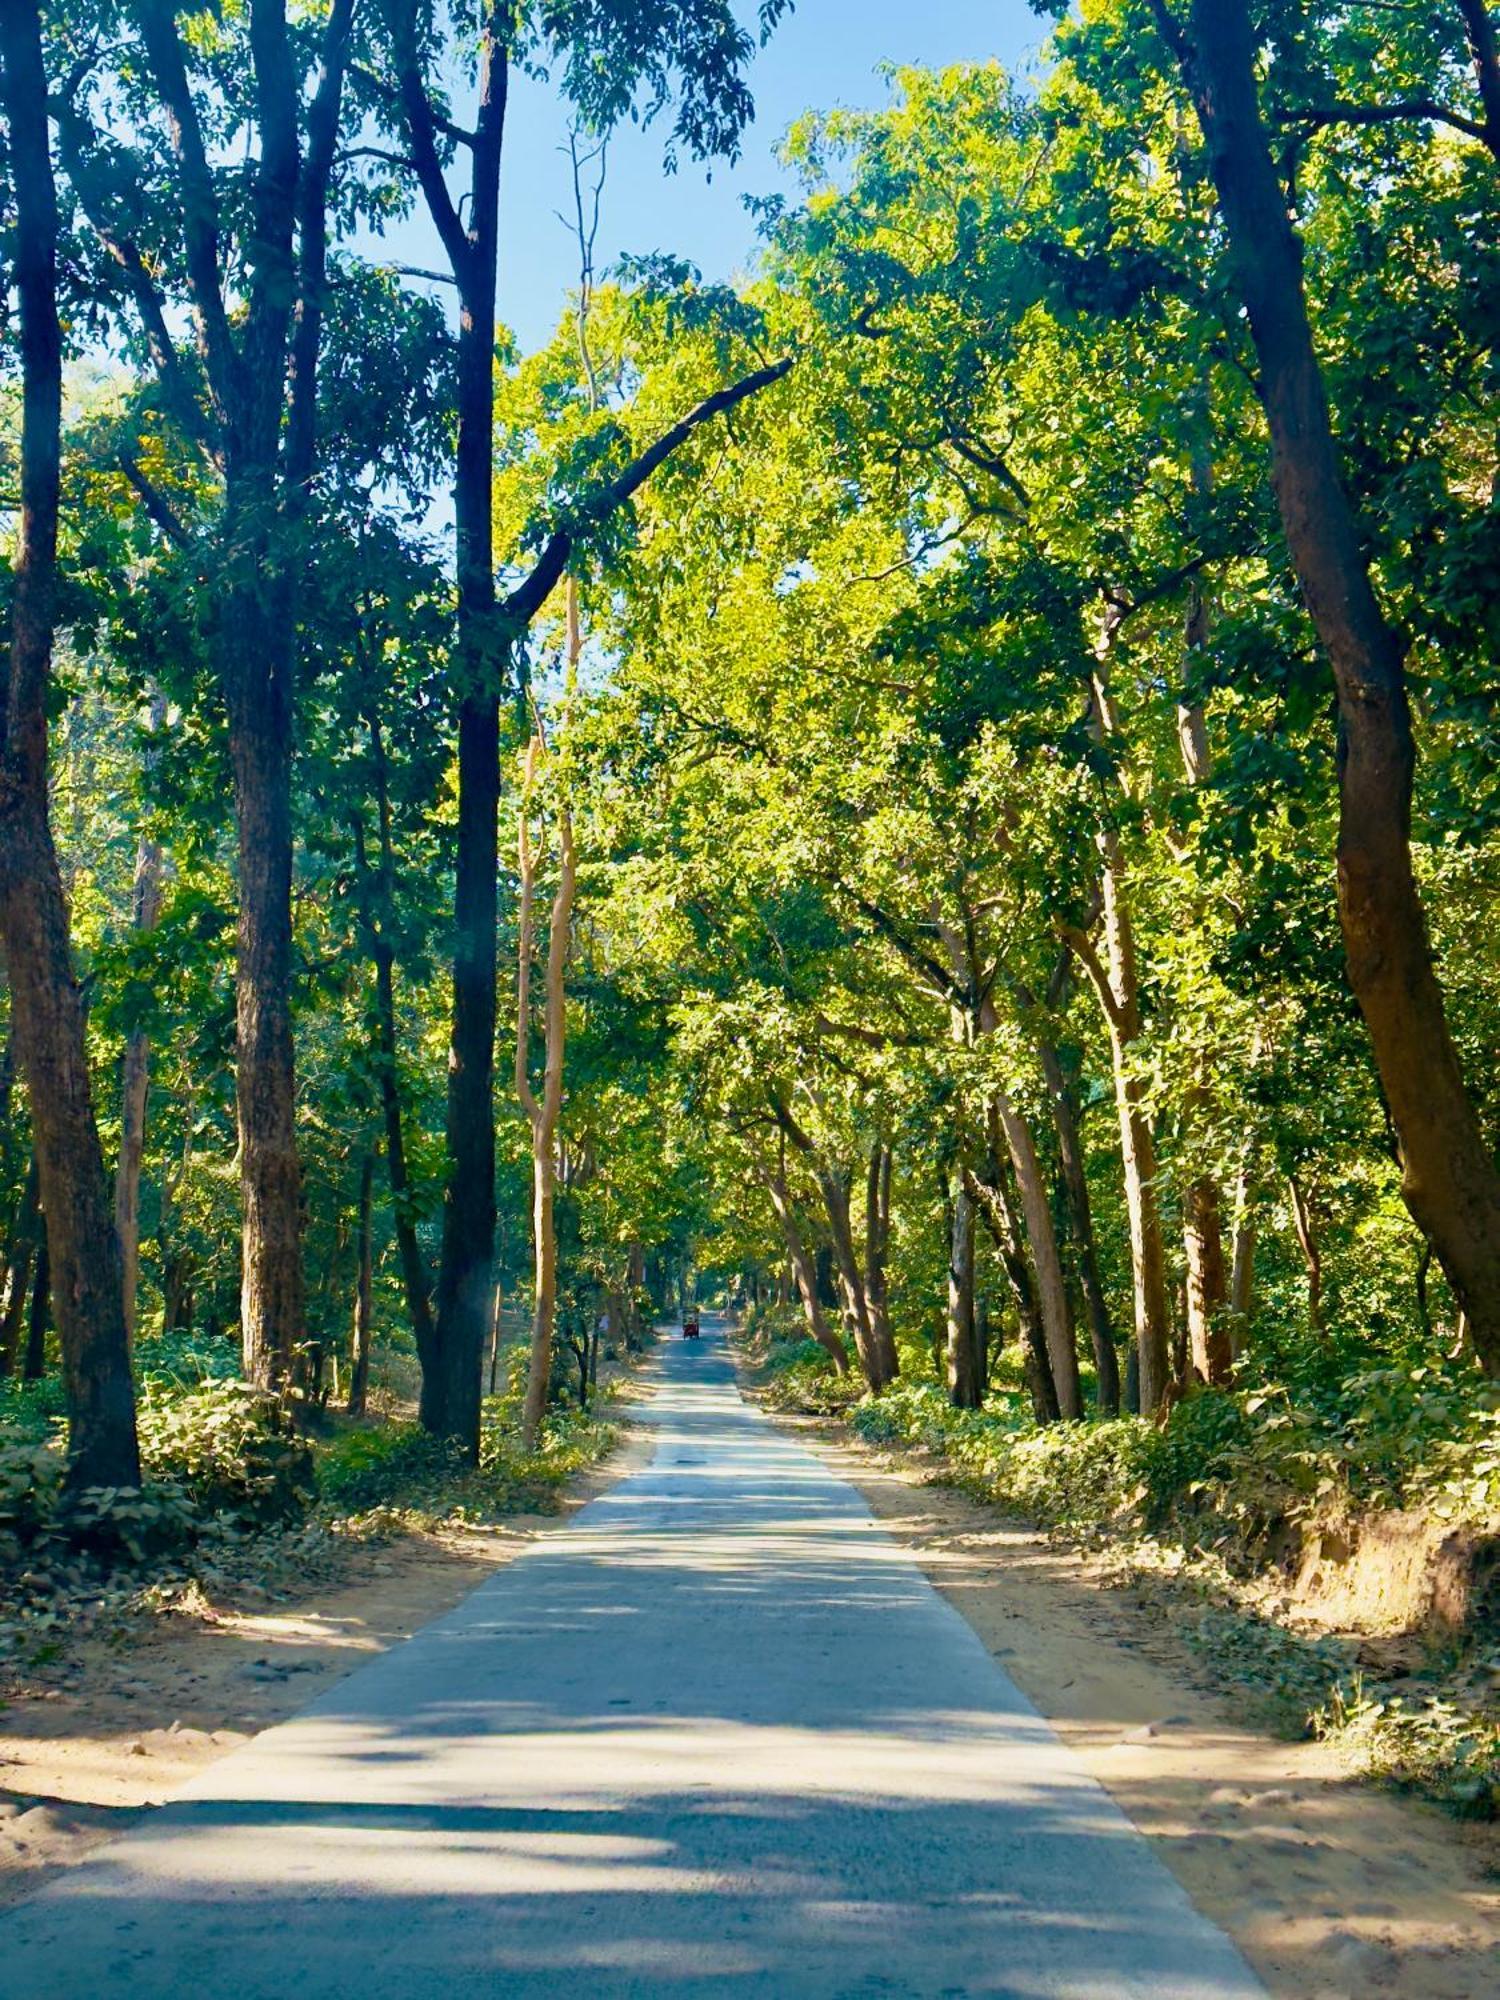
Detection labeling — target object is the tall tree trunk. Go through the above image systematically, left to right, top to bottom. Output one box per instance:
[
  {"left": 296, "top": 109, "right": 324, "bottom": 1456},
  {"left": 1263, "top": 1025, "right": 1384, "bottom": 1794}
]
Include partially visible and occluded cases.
[
  {"left": 0, "top": 0, "right": 139, "bottom": 1487},
  {"left": 1179, "top": 0, "right": 1500, "bottom": 1371},
  {"left": 402, "top": 3, "right": 508, "bottom": 1454},
  {"left": 226, "top": 657, "right": 303, "bottom": 1389},
  {"left": 114, "top": 691, "right": 167, "bottom": 1348},
  {"left": 517, "top": 733, "right": 577, "bottom": 1451},
  {"left": 352, "top": 779, "right": 437, "bottom": 1376},
  {"left": 1036, "top": 1035, "right": 1120, "bottom": 1410},
  {"left": 987, "top": 1072, "right": 1082, "bottom": 1419},
  {"left": 865, "top": 1141, "right": 896, "bottom": 1378},
  {"left": 346, "top": 1150, "right": 373, "bottom": 1416},
  {"left": 0, "top": 1155, "right": 41, "bottom": 1379},
  {"left": 967, "top": 1157, "right": 1060, "bottom": 1424},
  {"left": 761, "top": 1160, "right": 849, "bottom": 1372},
  {"left": 945, "top": 1168, "right": 982, "bottom": 1408},
  {"left": 1288, "top": 1172, "right": 1324, "bottom": 1330},
  {"left": 1184, "top": 1174, "right": 1232, "bottom": 1385},
  {"left": 24, "top": 1236, "right": 50, "bottom": 1381}
]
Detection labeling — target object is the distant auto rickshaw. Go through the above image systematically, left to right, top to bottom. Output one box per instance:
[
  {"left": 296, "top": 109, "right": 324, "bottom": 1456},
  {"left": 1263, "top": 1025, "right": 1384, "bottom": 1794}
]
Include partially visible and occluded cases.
[{"left": 682, "top": 1310, "right": 701, "bottom": 1339}]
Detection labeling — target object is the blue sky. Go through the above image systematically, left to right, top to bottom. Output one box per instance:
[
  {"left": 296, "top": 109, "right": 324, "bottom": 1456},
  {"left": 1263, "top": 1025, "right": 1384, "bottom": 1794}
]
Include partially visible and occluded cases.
[{"left": 391, "top": 2, "right": 1048, "bottom": 356}]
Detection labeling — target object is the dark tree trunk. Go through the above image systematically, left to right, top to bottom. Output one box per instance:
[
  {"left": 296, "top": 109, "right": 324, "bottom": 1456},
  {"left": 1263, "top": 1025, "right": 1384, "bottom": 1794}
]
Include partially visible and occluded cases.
[
  {"left": 0, "top": 0, "right": 139, "bottom": 1487},
  {"left": 1180, "top": 0, "right": 1500, "bottom": 1372},
  {"left": 395, "top": 3, "right": 509, "bottom": 1457},
  {"left": 226, "top": 647, "right": 304, "bottom": 1389},
  {"left": 352, "top": 789, "right": 437, "bottom": 1375},
  {"left": 1036, "top": 1036, "right": 1121, "bottom": 1411},
  {"left": 347, "top": 1151, "right": 373, "bottom": 1416},
  {"left": 0, "top": 1155, "right": 41, "bottom": 1379},
  {"left": 967, "top": 1160, "right": 1060, "bottom": 1425},
  {"left": 945, "top": 1169, "right": 982, "bottom": 1408},
  {"left": 24, "top": 1237, "right": 49, "bottom": 1381}
]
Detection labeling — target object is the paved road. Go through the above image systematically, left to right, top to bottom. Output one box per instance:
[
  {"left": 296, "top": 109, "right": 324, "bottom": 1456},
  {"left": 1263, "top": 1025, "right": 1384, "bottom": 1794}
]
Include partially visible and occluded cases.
[{"left": 0, "top": 1321, "right": 1265, "bottom": 1999}]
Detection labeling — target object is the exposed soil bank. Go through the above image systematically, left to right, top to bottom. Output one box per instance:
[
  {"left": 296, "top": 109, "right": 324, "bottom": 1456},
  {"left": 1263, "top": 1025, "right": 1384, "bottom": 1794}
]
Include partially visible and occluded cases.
[{"left": 787, "top": 1409, "right": 1500, "bottom": 2000}]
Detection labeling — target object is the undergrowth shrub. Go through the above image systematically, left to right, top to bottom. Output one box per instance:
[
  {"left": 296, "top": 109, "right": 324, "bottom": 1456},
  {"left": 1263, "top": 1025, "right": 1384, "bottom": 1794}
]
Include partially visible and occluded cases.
[{"left": 139, "top": 1378, "right": 314, "bottom": 1524}]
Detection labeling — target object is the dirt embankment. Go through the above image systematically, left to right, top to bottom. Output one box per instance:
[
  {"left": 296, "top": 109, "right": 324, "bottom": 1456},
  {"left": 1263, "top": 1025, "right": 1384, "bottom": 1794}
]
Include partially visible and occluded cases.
[{"left": 786, "top": 1411, "right": 1500, "bottom": 2000}]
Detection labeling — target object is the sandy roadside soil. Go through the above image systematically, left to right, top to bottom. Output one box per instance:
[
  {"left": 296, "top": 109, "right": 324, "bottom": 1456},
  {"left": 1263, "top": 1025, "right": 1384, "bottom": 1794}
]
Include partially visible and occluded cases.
[
  {"left": 0, "top": 1403, "right": 657, "bottom": 1913},
  {"left": 782, "top": 1411, "right": 1500, "bottom": 2000}
]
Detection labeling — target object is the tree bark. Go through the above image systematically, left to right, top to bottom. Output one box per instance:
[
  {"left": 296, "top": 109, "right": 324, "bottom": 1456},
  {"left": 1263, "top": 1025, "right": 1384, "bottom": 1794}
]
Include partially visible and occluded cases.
[
  {"left": 0, "top": 0, "right": 139, "bottom": 1486},
  {"left": 1179, "top": 0, "right": 1500, "bottom": 1371},
  {"left": 392, "top": 1, "right": 508, "bottom": 1453},
  {"left": 113, "top": 695, "right": 166, "bottom": 1349},
  {"left": 517, "top": 735, "right": 577, "bottom": 1451},
  {"left": 352, "top": 768, "right": 437, "bottom": 1376},
  {"left": 1035, "top": 1034, "right": 1121, "bottom": 1410},
  {"left": 864, "top": 1141, "right": 896, "bottom": 1377},
  {"left": 346, "top": 1150, "right": 374, "bottom": 1416},
  {"left": 0, "top": 1155, "right": 41, "bottom": 1380},
  {"left": 967, "top": 1157, "right": 1060, "bottom": 1424},
  {"left": 760, "top": 1159, "right": 849, "bottom": 1372},
  {"left": 945, "top": 1168, "right": 982, "bottom": 1408},
  {"left": 1288, "top": 1172, "right": 1324, "bottom": 1330},
  {"left": 1184, "top": 1173, "right": 1232, "bottom": 1385},
  {"left": 24, "top": 1236, "right": 50, "bottom": 1381}
]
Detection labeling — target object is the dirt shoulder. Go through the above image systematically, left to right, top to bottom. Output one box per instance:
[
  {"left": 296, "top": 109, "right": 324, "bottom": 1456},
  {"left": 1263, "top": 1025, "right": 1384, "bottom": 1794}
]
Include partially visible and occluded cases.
[
  {"left": 0, "top": 1391, "right": 656, "bottom": 1912},
  {"left": 773, "top": 1404, "right": 1500, "bottom": 2000}
]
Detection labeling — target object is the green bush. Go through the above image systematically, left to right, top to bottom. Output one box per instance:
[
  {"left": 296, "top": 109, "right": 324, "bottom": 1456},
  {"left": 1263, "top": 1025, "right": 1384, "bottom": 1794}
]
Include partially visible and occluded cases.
[
  {"left": 138, "top": 1377, "right": 314, "bottom": 1524},
  {"left": 318, "top": 1422, "right": 466, "bottom": 1511}
]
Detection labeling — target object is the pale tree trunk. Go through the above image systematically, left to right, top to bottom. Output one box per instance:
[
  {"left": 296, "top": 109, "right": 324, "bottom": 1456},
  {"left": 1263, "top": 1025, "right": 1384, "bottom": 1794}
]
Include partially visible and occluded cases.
[
  {"left": 0, "top": 0, "right": 139, "bottom": 1486},
  {"left": 1177, "top": 0, "right": 1500, "bottom": 1371},
  {"left": 1061, "top": 665, "right": 1173, "bottom": 1413},
  {"left": 114, "top": 691, "right": 167, "bottom": 1347},
  {"left": 517, "top": 722, "right": 577, "bottom": 1451},
  {"left": 967, "top": 984, "right": 1082, "bottom": 1418},
  {"left": 346, "top": 1150, "right": 373, "bottom": 1416},
  {"left": 760, "top": 1156, "right": 849, "bottom": 1372},
  {"left": 1228, "top": 1163, "right": 1256, "bottom": 1362},
  {"left": 1288, "top": 1173, "right": 1323, "bottom": 1331},
  {"left": 1184, "top": 1175, "right": 1232, "bottom": 1385}
]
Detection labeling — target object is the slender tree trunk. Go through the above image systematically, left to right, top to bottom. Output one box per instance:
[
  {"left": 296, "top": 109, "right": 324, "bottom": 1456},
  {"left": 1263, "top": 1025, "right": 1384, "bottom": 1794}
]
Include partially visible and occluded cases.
[
  {"left": 0, "top": 0, "right": 139, "bottom": 1486},
  {"left": 1180, "top": 0, "right": 1500, "bottom": 1371},
  {"left": 114, "top": 694, "right": 166, "bottom": 1347},
  {"left": 517, "top": 734, "right": 577, "bottom": 1451},
  {"left": 352, "top": 793, "right": 437, "bottom": 1376},
  {"left": 1036, "top": 1036, "right": 1120, "bottom": 1410},
  {"left": 988, "top": 1075, "right": 1082, "bottom": 1419},
  {"left": 865, "top": 1141, "right": 896, "bottom": 1378},
  {"left": 347, "top": 1150, "right": 373, "bottom": 1416},
  {"left": 0, "top": 1156, "right": 41, "bottom": 1380},
  {"left": 967, "top": 1158, "right": 1060, "bottom": 1423},
  {"left": 761, "top": 1163, "right": 849, "bottom": 1372},
  {"left": 945, "top": 1168, "right": 982, "bottom": 1408},
  {"left": 1288, "top": 1172, "right": 1324, "bottom": 1330},
  {"left": 1184, "top": 1174, "right": 1232, "bottom": 1385},
  {"left": 1229, "top": 1195, "right": 1256, "bottom": 1361},
  {"left": 24, "top": 1237, "right": 49, "bottom": 1380}
]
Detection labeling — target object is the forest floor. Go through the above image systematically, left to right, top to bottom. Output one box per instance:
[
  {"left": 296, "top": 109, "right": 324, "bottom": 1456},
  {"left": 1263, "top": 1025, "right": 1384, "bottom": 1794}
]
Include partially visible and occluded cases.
[
  {"left": 0, "top": 1370, "right": 658, "bottom": 1914},
  {"left": 739, "top": 1380, "right": 1500, "bottom": 2000}
]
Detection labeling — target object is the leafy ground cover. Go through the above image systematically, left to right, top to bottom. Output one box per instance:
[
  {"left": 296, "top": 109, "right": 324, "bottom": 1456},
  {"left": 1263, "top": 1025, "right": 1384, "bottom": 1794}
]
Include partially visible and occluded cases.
[{"left": 0, "top": 1329, "right": 627, "bottom": 1692}]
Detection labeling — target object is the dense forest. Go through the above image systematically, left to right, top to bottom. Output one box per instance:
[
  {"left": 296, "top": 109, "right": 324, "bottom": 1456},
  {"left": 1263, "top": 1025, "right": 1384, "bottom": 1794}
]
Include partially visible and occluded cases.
[{"left": 2, "top": 0, "right": 1498, "bottom": 1811}]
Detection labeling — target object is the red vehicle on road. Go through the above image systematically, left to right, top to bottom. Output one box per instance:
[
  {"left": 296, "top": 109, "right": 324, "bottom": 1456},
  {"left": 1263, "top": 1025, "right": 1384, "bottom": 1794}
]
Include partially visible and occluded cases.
[{"left": 682, "top": 1311, "right": 700, "bottom": 1339}]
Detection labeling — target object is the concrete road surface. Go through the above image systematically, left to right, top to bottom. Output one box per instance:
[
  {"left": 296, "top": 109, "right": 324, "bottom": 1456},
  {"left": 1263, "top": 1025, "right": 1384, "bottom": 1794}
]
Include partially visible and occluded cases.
[{"left": 0, "top": 1319, "right": 1265, "bottom": 1999}]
